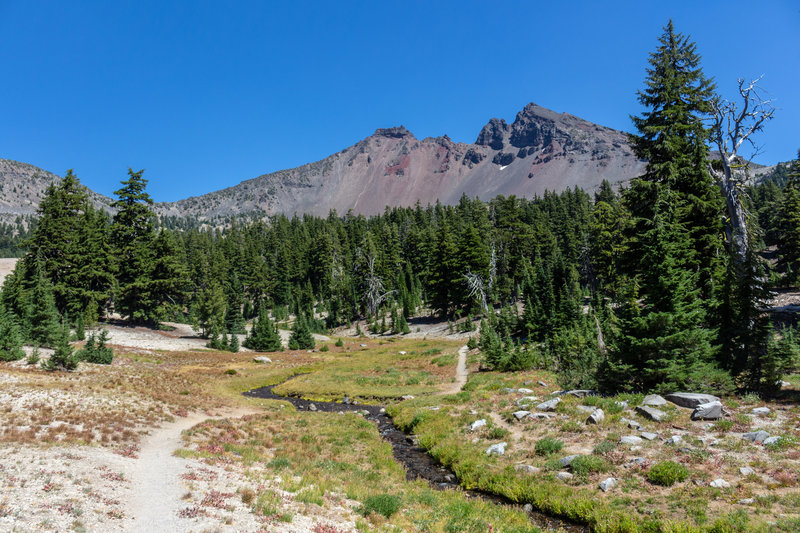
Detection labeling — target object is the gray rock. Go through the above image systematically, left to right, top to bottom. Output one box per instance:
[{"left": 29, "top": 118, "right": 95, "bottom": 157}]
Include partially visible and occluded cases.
[
  {"left": 359, "top": 343, "right": 367, "bottom": 347},
  {"left": 253, "top": 356, "right": 272, "bottom": 364},
  {"left": 537, "top": 380, "right": 547, "bottom": 387},
  {"left": 779, "top": 380, "right": 791, "bottom": 388},
  {"left": 501, "top": 388, "right": 515, "bottom": 394},
  {"left": 517, "top": 388, "right": 534, "bottom": 394},
  {"left": 567, "top": 389, "right": 595, "bottom": 398},
  {"left": 665, "top": 392, "right": 720, "bottom": 409},
  {"left": 642, "top": 394, "right": 667, "bottom": 406},
  {"left": 401, "top": 395, "right": 415, "bottom": 400},
  {"left": 517, "top": 396, "right": 539, "bottom": 406},
  {"left": 536, "top": 398, "right": 561, "bottom": 411},
  {"left": 615, "top": 400, "right": 629, "bottom": 409},
  {"left": 691, "top": 401, "right": 724, "bottom": 420},
  {"left": 309, "top": 403, "right": 317, "bottom": 411},
  {"left": 576, "top": 405, "right": 596, "bottom": 413},
  {"left": 636, "top": 405, "right": 667, "bottom": 422},
  {"left": 751, "top": 407, "right": 771, "bottom": 416},
  {"left": 586, "top": 408, "right": 605, "bottom": 425},
  {"left": 512, "top": 410, "right": 531, "bottom": 421},
  {"left": 529, "top": 413, "right": 552, "bottom": 420},
  {"left": 621, "top": 417, "right": 642, "bottom": 430},
  {"left": 469, "top": 419, "right": 487, "bottom": 431},
  {"left": 742, "top": 431, "right": 770, "bottom": 443},
  {"left": 640, "top": 432, "right": 658, "bottom": 441},
  {"left": 665, "top": 435, "right": 683, "bottom": 445},
  {"left": 620, "top": 436, "right": 643, "bottom": 445},
  {"left": 763, "top": 436, "right": 781, "bottom": 446},
  {"left": 486, "top": 442, "right": 507, "bottom": 456},
  {"left": 559, "top": 454, "right": 580, "bottom": 467},
  {"left": 629, "top": 457, "right": 648, "bottom": 467},
  {"left": 514, "top": 464, "right": 541, "bottom": 474},
  {"left": 739, "top": 467, "right": 755, "bottom": 476},
  {"left": 556, "top": 472, "right": 574, "bottom": 481},
  {"left": 599, "top": 477, "right": 618, "bottom": 492},
  {"left": 710, "top": 478, "right": 731, "bottom": 489},
  {"left": 738, "top": 498, "right": 755, "bottom": 505},
  {"left": 523, "top": 503, "right": 533, "bottom": 513}
]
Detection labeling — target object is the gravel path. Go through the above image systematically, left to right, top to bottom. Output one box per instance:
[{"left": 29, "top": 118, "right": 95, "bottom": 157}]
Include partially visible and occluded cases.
[{"left": 442, "top": 345, "right": 469, "bottom": 395}]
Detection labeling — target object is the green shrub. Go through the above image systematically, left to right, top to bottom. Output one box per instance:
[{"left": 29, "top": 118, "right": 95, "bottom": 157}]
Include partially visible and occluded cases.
[
  {"left": 75, "top": 330, "right": 113, "bottom": 365},
  {"left": 466, "top": 337, "right": 478, "bottom": 350},
  {"left": 335, "top": 338, "right": 344, "bottom": 347},
  {"left": 320, "top": 344, "right": 329, "bottom": 352},
  {"left": 224, "top": 368, "right": 237, "bottom": 375},
  {"left": 713, "top": 419, "right": 734, "bottom": 432},
  {"left": 488, "top": 426, "right": 509, "bottom": 440},
  {"left": 535, "top": 436, "right": 564, "bottom": 456},
  {"left": 593, "top": 441, "right": 616, "bottom": 455},
  {"left": 570, "top": 455, "right": 610, "bottom": 476},
  {"left": 267, "top": 457, "right": 291, "bottom": 470},
  {"left": 647, "top": 460, "right": 689, "bottom": 486},
  {"left": 359, "top": 493, "right": 401, "bottom": 518}
]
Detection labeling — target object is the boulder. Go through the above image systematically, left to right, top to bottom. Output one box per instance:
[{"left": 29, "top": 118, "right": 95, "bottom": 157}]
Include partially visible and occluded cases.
[
  {"left": 253, "top": 356, "right": 272, "bottom": 364},
  {"left": 537, "top": 380, "right": 547, "bottom": 387},
  {"left": 517, "top": 388, "right": 534, "bottom": 394},
  {"left": 566, "top": 389, "right": 595, "bottom": 398},
  {"left": 665, "top": 392, "right": 720, "bottom": 409},
  {"left": 642, "top": 394, "right": 667, "bottom": 406},
  {"left": 517, "top": 396, "right": 539, "bottom": 406},
  {"left": 536, "top": 398, "right": 561, "bottom": 412},
  {"left": 691, "top": 401, "right": 724, "bottom": 420},
  {"left": 308, "top": 403, "right": 317, "bottom": 412},
  {"left": 636, "top": 406, "right": 666, "bottom": 422},
  {"left": 751, "top": 407, "right": 770, "bottom": 416},
  {"left": 586, "top": 409, "right": 605, "bottom": 425},
  {"left": 512, "top": 410, "right": 531, "bottom": 421},
  {"left": 529, "top": 413, "right": 552, "bottom": 420},
  {"left": 621, "top": 418, "right": 642, "bottom": 430},
  {"left": 469, "top": 419, "right": 487, "bottom": 431},
  {"left": 742, "top": 431, "right": 770, "bottom": 443},
  {"left": 640, "top": 432, "right": 658, "bottom": 441},
  {"left": 665, "top": 435, "right": 683, "bottom": 446},
  {"left": 620, "top": 436, "right": 643, "bottom": 445},
  {"left": 763, "top": 436, "right": 781, "bottom": 446},
  {"left": 485, "top": 442, "right": 507, "bottom": 456},
  {"left": 560, "top": 454, "right": 580, "bottom": 467},
  {"left": 514, "top": 464, "right": 541, "bottom": 474},
  {"left": 739, "top": 467, "right": 755, "bottom": 476},
  {"left": 556, "top": 472, "right": 574, "bottom": 481},
  {"left": 599, "top": 477, "right": 618, "bottom": 492},
  {"left": 710, "top": 478, "right": 730, "bottom": 489}
]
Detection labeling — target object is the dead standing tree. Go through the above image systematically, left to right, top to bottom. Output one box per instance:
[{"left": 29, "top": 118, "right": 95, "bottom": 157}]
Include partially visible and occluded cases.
[
  {"left": 709, "top": 76, "right": 775, "bottom": 271},
  {"left": 362, "top": 255, "right": 394, "bottom": 317}
]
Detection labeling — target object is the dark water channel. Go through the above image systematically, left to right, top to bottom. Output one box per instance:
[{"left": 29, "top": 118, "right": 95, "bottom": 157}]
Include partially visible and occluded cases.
[{"left": 243, "top": 380, "right": 586, "bottom": 532}]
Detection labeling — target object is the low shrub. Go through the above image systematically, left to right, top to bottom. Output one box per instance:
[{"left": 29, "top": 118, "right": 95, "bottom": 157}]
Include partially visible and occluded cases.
[
  {"left": 488, "top": 426, "right": 509, "bottom": 440},
  {"left": 535, "top": 436, "right": 564, "bottom": 456},
  {"left": 593, "top": 441, "right": 616, "bottom": 455},
  {"left": 570, "top": 455, "right": 610, "bottom": 476},
  {"left": 647, "top": 460, "right": 689, "bottom": 486},
  {"left": 359, "top": 493, "right": 401, "bottom": 518}
]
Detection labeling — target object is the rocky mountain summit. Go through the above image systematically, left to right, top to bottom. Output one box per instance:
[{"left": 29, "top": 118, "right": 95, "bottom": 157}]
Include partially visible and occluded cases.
[
  {"left": 3, "top": 103, "right": 649, "bottom": 221},
  {"left": 154, "top": 103, "right": 645, "bottom": 219}
]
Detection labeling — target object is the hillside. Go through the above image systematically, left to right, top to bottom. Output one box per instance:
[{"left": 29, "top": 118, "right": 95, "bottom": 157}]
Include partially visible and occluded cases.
[{"left": 154, "top": 103, "right": 646, "bottom": 219}]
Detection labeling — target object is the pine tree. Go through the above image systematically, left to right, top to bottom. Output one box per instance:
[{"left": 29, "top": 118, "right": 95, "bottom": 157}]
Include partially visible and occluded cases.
[
  {"left": 778, "top": 151, "right": 800, "bottom": 284},
  {"left": 111, "top": 169, "right": 157, "bottom": 324},
  {"left": 27, "top": 258, "right": 62, "bottom": 348},
  {"left": 0, "top": 303, "right": 24, "bottom": 361},
  {"left": 244, "top": 304, "right": 283, "bottom": 351},
  {"left": 288, "top": 313, "right": 315, "bottom": 350},
  {"left": 42, "top": 321, "right": 77, "bottom": 371}
]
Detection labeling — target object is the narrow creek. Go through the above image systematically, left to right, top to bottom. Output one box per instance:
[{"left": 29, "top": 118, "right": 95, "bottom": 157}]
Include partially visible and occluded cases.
[{"left": 243, "top": 379, "right": 586, "bottom": 532}]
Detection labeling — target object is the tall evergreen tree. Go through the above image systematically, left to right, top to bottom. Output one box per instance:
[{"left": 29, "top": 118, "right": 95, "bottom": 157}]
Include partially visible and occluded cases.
[
  {"left": 778, "top": 151, "right": 800, "bottom": 284},
  {"left": 110, "top": 169, "right": 157, "bottom": 324},
  {"left": 244, "top": 304, "right": 283, "bottom": 352},
  {"left": 288, "top": 313, "right": 315, "bottom": 350}
]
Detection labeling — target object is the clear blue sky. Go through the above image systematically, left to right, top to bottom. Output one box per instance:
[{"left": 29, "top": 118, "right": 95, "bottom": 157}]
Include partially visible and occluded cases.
[{"left": 1, "top": 0, "right": 798, "bottom": 202}]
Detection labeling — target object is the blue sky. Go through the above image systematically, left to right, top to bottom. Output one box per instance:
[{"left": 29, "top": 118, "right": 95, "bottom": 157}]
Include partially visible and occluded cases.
[{"left": 1, "top": 0, "right": 798, "bottom": 202}]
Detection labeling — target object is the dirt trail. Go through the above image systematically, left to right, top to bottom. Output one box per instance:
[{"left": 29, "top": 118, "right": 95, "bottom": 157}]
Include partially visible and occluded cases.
[
  {"left": 441, "top": 345, "right": 469, "bottom": 395},
  {"left": 125, "top": 408, "right": 257, "bottom": 533}
]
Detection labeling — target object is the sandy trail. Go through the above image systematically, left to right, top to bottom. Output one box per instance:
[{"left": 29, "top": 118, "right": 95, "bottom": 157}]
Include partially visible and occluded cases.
[
  {"left": 441, "top": 345, "right": 469, "bottom": 395},
  {"left": 125, "top": 408, "right": 257, "bottom": 533}
]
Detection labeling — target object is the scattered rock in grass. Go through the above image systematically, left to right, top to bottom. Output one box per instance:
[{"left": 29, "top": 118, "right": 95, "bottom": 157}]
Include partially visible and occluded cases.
[
  {"left": 359, "top": 344, "right": 367, "bottom": 347},
  {"left": 399, "top": 351, "right": 407, "bottom": 355},
  {"left": 252, "top": 356, "right": 272, "bottom": 364},
  {"left": 537, "top": 380, "right": 547, "bottom": 387},
  {"left": 502, "top": 388, "right": 515, "bottom": 394},
  {"left": 517, "top": 388, "right": 534, "bottom": 394},
  {"left": 567, "top": 389, "right": 595, "bottom": 398},
  {"left": 665, "top": 392, "right": 720, "bottom": 409},
  {"left": 642, "top": 394, "right": 667, "bottom": 406},
  {"left": 401, "top": 395, "right": 415, "bottom": 400},
  {"left": 516, "top": 396, "right": 539, "bottom": 406},
  {"left": 536, "top": 398, "right": 561, "bottom": 411},
  {"left": 615, "top": 400, "right": 629, "bottom": 409},
  {"left": 691, "top": 401, "right": 724, "bottom": 420},
  {"left": 308, "top": 403, "right": 317, "bottom": 411},
  {"left": 576, "top": 405, "right": 596, "bottom": 413},
  {"left": 636, "top": 405, "right": 666, "bottom": 422},
  {"left": 751, "top": 407, "right": 771, "bottom": 416},
  {"left": 379, "top": 408, "right": 385, "bottom": 414},
  {"left": 587, "top": 409, "right": 605, "bottom": 425},
  {"left": 512, "top": 410, "right": 530, "bottom": 421},
  {"left": 529, "top": 413, "right": 553, "bottom": 420},
  {"left": 622, "top": 418, "right": 642, "bottom": 430},
  {"left": 469, "top": 419, "right": 487, "bottom": 431},
  {"left": 742, "top": 431, "right": 770, "bottom": 443},
  {"left": 640, "top": 432, "right": 658, "bottom": 440},
  {"left": 665, "top": 435, "right": 683, "bottom": 446},
  {"left": 620, "top": 436, "right": 643, "bottom": 445},
  {"left": 698, "top": 436, "right": 719, "bottom": 446},
  {"left": 763, "top": 436, "right": 781, "bottom": 446},
  {"left": 486, "top": 442, "right": 507, "bottom": 456},
  {"left": 560, "top": 454, "right": 580, "bottom": 467},
  {"left": 628, "top": 457, "right": 648, "bottom": 467},
  {"left": 514, "top": 464, "right": 541, "bottom": 474},
  {"left": 739, "top": 467, "right": 755, "bottom": 476},
  {"left": 556, "top": 472, "right": 574, "bottom": 481},
  {"left": 599, "top": 477, "right": 618, "bottom": 492},
  {"left": 710, "top": 478, "right": 731, "bottom": 489},
  {"left": 738, "top": 498, "right": 755, "bottom": 505},
  {"left": 523, "top": 503, "right": 533, "bottom": 512}
]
